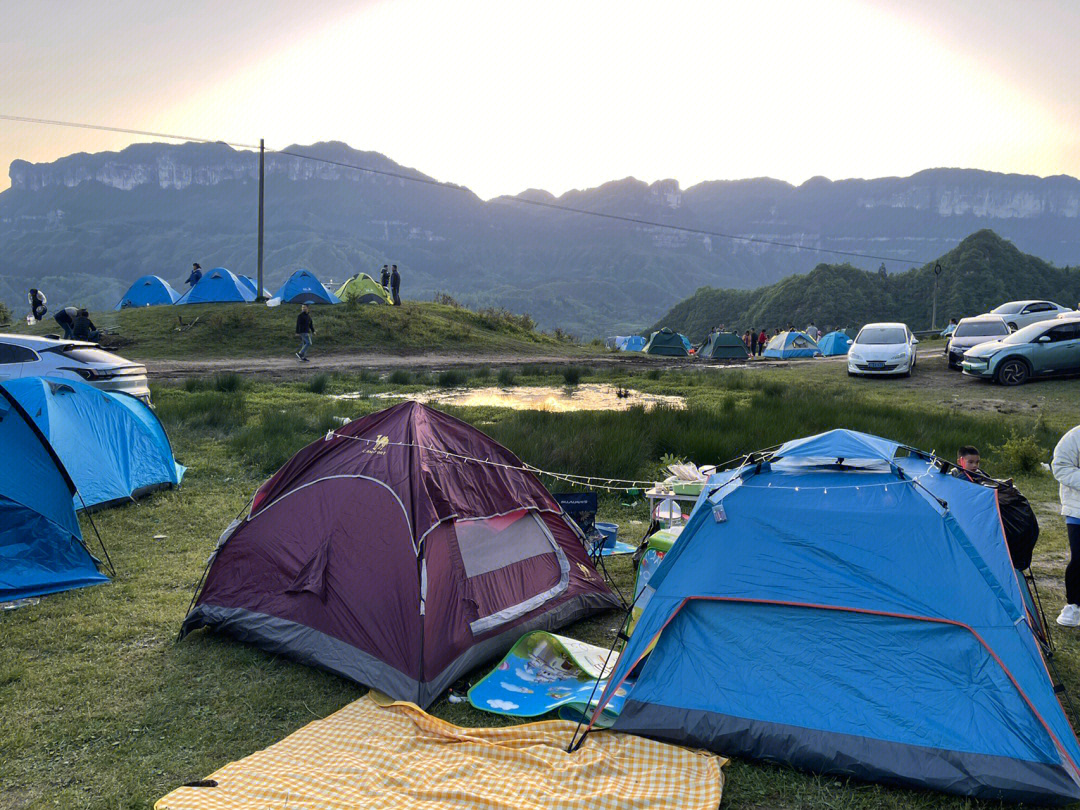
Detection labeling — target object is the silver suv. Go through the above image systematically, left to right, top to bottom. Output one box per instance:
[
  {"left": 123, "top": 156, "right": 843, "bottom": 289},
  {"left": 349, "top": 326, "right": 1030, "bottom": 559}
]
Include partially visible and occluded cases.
[{"left": 0, "top": 335, "right": 150, "bottom": 404}]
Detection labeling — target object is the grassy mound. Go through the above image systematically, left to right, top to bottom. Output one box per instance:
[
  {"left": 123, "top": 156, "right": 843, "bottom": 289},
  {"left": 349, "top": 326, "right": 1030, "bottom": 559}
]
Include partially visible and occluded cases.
[{"left": 11, "top": 299, "right": 583, "bottom": 361}]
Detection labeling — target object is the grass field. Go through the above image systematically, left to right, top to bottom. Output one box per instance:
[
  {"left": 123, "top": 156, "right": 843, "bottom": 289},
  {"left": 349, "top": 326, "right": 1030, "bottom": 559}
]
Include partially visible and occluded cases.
[
  {"left": 8, "top": 299, "right": 590, "bottom": 361},
  {"left": 2, "top": 353, "right": 1080, "bottom": 809}
]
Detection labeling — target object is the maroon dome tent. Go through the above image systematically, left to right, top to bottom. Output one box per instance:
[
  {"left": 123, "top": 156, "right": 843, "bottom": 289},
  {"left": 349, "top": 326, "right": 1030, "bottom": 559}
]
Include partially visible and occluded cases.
[{"left": 180, "top": 401, "right": 619, "bottom": 708}]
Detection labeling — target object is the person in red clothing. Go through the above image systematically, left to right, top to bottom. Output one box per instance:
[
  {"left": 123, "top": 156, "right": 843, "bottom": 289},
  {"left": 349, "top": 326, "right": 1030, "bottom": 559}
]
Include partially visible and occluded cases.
[{"left": 757, "top": 329, "right": 768, "bottom": 356}]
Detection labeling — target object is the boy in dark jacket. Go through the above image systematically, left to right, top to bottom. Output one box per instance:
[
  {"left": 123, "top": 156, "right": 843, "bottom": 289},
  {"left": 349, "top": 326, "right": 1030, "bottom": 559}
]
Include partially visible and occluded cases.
[{"left": 295, "top": 304, "right": 314, "bottom": 361}]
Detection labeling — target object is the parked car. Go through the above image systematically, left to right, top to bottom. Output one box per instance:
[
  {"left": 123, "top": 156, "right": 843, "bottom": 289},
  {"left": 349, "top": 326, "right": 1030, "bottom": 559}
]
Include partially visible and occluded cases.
[
  {"left": 986, "top": 300, "right": 1074, "bottom": 331},
  {"left": 945, "top": 316, "right": 1011, "bottom": 369},
  {"left": 961, "top": 316, "right": 1080, "bottom": 385},
  {"left": 847, "top": 323, "right": 918, "bottom": 377},
  {"left": 0, "top": 335, "right": 150, "bottom": 403}
]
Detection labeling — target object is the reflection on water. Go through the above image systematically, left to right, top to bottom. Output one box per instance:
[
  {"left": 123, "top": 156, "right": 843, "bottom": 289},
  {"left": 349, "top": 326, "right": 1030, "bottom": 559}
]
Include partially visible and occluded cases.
[{"left": 334, "top": 384, "right": 685, "bottom": 412}]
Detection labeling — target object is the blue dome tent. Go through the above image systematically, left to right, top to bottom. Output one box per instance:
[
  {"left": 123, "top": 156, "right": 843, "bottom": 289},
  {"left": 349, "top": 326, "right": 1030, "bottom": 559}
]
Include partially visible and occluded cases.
[
  {"left": 175, "top": 268, "right": 256, "bottom": 305},
  {"left": 269, "top": 269, "right": 341, "bottom": 305},
  {"left": 114, "top": 275, "right": 181, "bottom": 309},
  {"left": 239, "top": 275, "right": 271, "bottom": 299},
  {"left": 762, "top": 330, "right": 822, "bottom": 359},
  {"left": 817, "top": 330, "right": 853, "bottom": 356},
  {"left": 620, "top": 336, "right": 647, "bottom": 352},
  {"left": 4, "top": 378, "right": 185, "bottom": 510},
  {"left": 0, "top": 384, "right": 109, "bottom": 602},
  {"left": 586, "top": 430, "right": 1080, "bottom": 804}
]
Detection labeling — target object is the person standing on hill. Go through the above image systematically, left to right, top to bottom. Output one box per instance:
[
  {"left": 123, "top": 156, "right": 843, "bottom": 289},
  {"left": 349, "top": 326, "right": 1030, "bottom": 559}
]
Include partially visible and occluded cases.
[
  {"left": 186, "top": 263, "right": 203, "bottom": 287},
  {"left": 380, "top": 264, "right": 390, "bottom": 289},
  {"left": 390, "top": 264, "right": 401, "bottom": 305},
  {"left": 27, "top": 288, "right": 47, "bottom": 321},
  {"left": 295, "top": 303, "right": 315, "bottom": 362},
  {"left": 54, "top": 306, "right": 78, "bottom": 339},
  {"left": 757, "top": 328, "right": 767, "bottom": 355},
  {"left": 749, "top": 329, "right": 759, "bottom": 355},
  {"left": 1054, "top": 424, "right": 1080, "bottom": 627}
]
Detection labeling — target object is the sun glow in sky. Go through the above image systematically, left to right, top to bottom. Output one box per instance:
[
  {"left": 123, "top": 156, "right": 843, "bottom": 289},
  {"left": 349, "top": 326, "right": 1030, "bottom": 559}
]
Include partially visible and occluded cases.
[{"left": 2, "top": 0, "right": 1078, "bottom": 198}]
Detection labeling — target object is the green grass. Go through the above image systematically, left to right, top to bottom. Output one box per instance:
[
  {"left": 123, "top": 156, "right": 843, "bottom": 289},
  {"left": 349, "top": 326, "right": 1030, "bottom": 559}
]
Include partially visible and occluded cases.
[
  {"left": 10, "top": 299, "right": 591, "bottom": 362},
  {"left": 3, "top": 353, "right": 1080, "bottom": 809}
]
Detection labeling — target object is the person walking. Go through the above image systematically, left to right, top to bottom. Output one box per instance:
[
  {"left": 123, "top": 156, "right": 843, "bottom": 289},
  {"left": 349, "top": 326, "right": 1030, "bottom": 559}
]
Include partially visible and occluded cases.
[
  {"left": 186, "top": 263, "right": 203, "bottom": 287},
  {"left": 380, "top": 264, "right": 390, "bottom": 289},
  {"left": 390, "top": 264, "right": 401, "bottom": 306},
  {"left": 27, "top": 288, "right": 47, "bottom": 322},
  {"left": 295, "top": 303, "right": 315, "bottom": 362},
  {"left": 54, "top": 306, "right": 78, "bottom": 339},
  {"left": 757, "top": 328, "right": 767, "bottom": 356},
  {"left": 1054, "top": 424, "right": 1080, "bottom": 626}
]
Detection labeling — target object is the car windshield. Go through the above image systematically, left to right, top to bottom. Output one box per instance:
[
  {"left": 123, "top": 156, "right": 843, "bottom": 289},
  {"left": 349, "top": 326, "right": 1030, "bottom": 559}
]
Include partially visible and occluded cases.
[
  {"left": 991, "top": 303, "right": 1025, "bottom": 315},
  {"left": 954, "top": 321, "right": 1009, "bottom": 338},
  {"left": 1001, "top": 322, "right": 1052, "bottom": 345},
  {"left": 855, "top": 327, "right": 907, "bottom": 345},
  {"left": 48, "top": 346, "right": 128, "bottom": 365}
]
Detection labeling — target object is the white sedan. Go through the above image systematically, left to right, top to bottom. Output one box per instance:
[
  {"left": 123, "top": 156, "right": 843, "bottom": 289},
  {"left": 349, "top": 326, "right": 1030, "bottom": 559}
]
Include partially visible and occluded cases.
[
  {"left": 988, "top": 300, "right": 1075, "bottom": 331},
  {"left": 847, "top": 323, "right": 918, "bottom": 378},
  {"left": 0, "top": 334, "right": 151, "bottom": 403}
]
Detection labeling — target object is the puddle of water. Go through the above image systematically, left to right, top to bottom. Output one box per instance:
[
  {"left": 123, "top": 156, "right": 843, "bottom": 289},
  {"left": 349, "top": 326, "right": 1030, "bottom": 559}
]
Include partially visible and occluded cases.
[{"left": 334, "top": 383, "right": 684, "bottom": 412}]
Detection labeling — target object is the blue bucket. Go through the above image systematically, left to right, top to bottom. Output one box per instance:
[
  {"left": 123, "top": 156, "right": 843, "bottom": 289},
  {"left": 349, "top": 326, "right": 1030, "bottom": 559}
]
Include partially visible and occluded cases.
[{"left": 596, "top": 522, "right": 619, "bottom": 549}]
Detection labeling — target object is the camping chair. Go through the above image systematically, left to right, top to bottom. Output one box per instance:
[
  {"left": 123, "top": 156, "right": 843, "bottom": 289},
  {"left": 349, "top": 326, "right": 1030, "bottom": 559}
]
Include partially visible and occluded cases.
[{"left": 553, "top": 492, "right": 603, "bottom": 561}]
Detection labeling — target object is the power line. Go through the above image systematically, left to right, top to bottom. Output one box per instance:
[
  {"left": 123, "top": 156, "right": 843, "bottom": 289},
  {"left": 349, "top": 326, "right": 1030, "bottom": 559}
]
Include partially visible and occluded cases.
[{"left": 2, "top": 113, "right": 931, "bottom": 266}]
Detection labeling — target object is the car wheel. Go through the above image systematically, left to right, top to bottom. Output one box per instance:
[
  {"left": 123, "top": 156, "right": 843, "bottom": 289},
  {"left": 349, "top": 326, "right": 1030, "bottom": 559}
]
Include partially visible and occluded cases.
[
  {"left": 1007, "top": 322, "right": 1018, "bottom": 331},
  {"left": 995, "top": 358, "right": 1030, "bottom": 386}
]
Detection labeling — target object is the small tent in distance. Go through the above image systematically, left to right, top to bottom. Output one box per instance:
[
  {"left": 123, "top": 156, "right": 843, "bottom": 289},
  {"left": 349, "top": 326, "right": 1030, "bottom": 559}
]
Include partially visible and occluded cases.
[
  {"left": 176, "top": 268, "right": 256, "bottom": 305},
  {"left": 269, "top": 269, "right": 341, "bottom": 306},
  {"left": 335, "top": 273, "right": 394, "bottom": 305},
  {"left": 114, "top": 275, "right": 180, "bottom": 310},
  {"left": 644, "top": 328, "right": 690, "bottom": 357},
  {"left": 763, "top": 330, "right": 822, "bottom": 359},
  {"left": 700, "top": 331, "right": 751, "bottom": 360},
  {"left": 817, "top": 331, "right": 853, "bottom": 356},
  {"left": 620, "top": 336, "right": 647, "bottom": 352},
  {"left": 4, "top": 377, "right": 184, "bottom": 510},
  {"left": 0, "top": 384, "right": 109, "bottom": 602},
  {"left": 180, "top": 401, "right": 619, "bottom": 709}
]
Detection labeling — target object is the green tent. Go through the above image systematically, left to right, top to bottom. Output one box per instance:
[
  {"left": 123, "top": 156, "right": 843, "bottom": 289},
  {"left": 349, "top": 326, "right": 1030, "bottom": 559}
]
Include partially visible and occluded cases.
[
  {"left": 335, "top": 273, "right": 394, "bottom": 305},
  {"left": 643, "top": 328, "right": 690, "bottom": 357},
  {"left": 700, "top": 331, "right": 750, "bottom": 360}
]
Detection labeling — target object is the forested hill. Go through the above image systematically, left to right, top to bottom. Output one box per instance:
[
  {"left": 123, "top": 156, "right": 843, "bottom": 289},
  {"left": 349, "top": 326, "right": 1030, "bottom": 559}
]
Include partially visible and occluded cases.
[{"left": 648, "top": 231, "right": 1080, "bottom": 341}]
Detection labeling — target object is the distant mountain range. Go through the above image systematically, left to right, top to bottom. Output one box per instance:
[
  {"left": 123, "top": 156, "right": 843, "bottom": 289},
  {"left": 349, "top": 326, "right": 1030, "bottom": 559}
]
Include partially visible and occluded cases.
[
  {"left": 2, "top": 141, "right": 1080, "bottom": 335},
  {"left": 648, "top": 230, "right": 1080, "bottom": 341}
]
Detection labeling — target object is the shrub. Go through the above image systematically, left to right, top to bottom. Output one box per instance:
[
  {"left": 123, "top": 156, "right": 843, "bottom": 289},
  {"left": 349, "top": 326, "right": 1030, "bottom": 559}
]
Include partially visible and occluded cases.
[
  {"left": 433, "top": 292, "right": 463, "bottom": 308},
  {"left": 0, "top": 301, "right": 11, "bottom": 326},
  {"left": 560, "top": 365, "right": 584, "bottom": 386},
  {"left": 472, "top": 366, "right": 491, "bottom": 380},
  {"left": 358, "top": 368, "right": 379, "bottom": 383},
  {"left": 497, "top": 368, "right": 517, "bottom": 387},
  {"left": 646, "top": 368, "right": 663, "bottom": 380},
  {"left": 387, "top": 369, "right": 412, "bottom": 385},
  {"left": 436, "top": 369, "right": 468, "bottom": 388},
  {"left": 213, "top": 372, "right": 245, "bottom": 392},
  {"left": 307, "top": 373, "right": 330, "bottom": 394},
  {"left": 993, "top": 431, "right": 1045, "bottom": 474}
]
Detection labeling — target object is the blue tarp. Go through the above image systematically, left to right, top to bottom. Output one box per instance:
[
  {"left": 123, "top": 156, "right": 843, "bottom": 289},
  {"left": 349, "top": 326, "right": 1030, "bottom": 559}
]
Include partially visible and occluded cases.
[
  {"left": 175, "top": 268, "right": 256, "bottom": 305},
  {"left": 270, "top": 269, "right": 341, "bottom": 305},
  {"left": 114, "top": 275, "right": 181, "bottom": 309},
  {"left": 763, "top": 331, "right": 821, "bottom": 359},
  {"left": 817, "top": 331, "right": 853, "bottom": 356},
  {"left": 4, "top": 378, "right": 184, "bottom": 510},
  {"left": 0, "top": 385, "right": 108, "bottom": 602},
  {"left": 596, "top": 429, "right": 1080, "bottom": 804}
]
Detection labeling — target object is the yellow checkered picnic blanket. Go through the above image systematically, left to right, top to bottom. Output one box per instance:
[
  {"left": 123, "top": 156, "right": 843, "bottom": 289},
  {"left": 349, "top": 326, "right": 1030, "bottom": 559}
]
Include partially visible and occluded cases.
[{"left": 156, "top": 693, "right": 724, "bottom": 810}]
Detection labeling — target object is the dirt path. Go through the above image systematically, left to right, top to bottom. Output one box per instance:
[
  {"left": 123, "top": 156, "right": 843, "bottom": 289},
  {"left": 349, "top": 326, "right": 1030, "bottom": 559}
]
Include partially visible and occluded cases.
[{"left": 145, "top": 347, "right": 945, "bottom": 380}]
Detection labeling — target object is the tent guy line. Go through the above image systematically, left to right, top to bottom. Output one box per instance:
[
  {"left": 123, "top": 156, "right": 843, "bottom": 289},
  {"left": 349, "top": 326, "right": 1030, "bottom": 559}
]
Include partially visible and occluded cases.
[{"left": 1, "top": 112, "right": 934, "bottom": 267}]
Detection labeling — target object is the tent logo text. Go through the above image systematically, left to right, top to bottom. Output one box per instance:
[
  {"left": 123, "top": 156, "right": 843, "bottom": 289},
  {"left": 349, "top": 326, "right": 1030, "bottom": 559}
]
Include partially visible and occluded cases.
[{"left": 365, "top": 435, "right": 390, "bottom": 455}]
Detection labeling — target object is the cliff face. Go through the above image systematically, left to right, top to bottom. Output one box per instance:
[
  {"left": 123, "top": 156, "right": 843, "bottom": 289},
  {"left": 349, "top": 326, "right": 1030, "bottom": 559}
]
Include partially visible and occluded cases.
[{"left": 2, "top": 141, "right": 1079, "bottom": 336}]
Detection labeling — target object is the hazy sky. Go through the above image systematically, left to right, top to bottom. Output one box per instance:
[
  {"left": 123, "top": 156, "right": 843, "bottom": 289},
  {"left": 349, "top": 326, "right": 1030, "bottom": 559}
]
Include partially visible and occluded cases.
[{"left": 2, "top": 0, "right": 1078, "bottom": 198}]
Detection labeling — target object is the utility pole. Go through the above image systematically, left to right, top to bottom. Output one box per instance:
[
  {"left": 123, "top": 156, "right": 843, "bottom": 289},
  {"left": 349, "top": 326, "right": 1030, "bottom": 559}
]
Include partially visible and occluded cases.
[
  {"left": 256, "top": 138, "right": 265, "bottom": 301},
  {"left": 931, "top": 262, "right": 942, "bottom": 330}
]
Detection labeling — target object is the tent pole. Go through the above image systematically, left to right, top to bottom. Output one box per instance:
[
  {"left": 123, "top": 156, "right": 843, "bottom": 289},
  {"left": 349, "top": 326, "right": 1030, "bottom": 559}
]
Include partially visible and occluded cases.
[{"left": 256, "top": 138, "right": 265, "bottom": 302}]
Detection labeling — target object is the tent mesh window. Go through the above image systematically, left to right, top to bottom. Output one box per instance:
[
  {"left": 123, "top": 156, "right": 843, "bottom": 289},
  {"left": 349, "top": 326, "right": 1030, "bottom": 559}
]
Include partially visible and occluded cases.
[{"left": 453, "top": 509, "right": 568, "bottom": 635}]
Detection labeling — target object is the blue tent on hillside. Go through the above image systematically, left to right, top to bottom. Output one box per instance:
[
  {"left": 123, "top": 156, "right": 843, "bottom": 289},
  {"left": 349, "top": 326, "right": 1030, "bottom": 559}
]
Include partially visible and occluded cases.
[
  {"left": 175, "top": 268, "right": 256, "bottom": 305},
  {"left": 269, "top": 269, "right": 341, "bottom": 305},
  {"left": 114, "top": 275, "right": 180, "bottom": 310},
  {"left": 239, "top": 275, "right": 271, "bottom": 299},
  {"left": 763, "top": 330, "right": 821, "bottom": 359},
  {"left": 817, "top": 330, "right": 853, "bottom": 356},
  {"left": 620, "top": 336, "right": 647, "bottom": 352},
  {"left": 4, "top": 378, "right": 185, "bottom": 510},
  {"left": 0, "top": 384, "right": 109, "bottom": 602},
  {"left": 589, "top": 430, "right": 1080, "bottom": 805}
]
